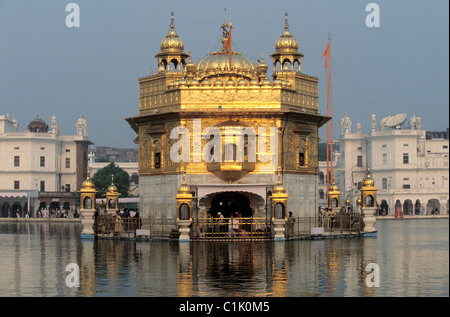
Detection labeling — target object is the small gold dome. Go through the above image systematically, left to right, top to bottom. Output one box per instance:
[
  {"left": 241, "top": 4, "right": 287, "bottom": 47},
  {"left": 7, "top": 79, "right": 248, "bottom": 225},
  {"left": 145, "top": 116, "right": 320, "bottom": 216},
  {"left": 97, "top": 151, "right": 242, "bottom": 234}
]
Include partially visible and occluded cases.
[
  {"left": 160, "top": 13, "right": 185, "bottom": 54},
  {"left": 275, "top": 13, "right": 299, "bottom": 53},
  {"left": 185, "top": 55, "right": 197, "bottom": 74},
  {"left": 189, "top": 78, "right": 199, "bottom": 86},
  {"left": 201, "top": 78, "right": 211, "bottom": 86},
  {"left": 213, "top": 78, "right": 224, "bottom": 87},
  {"left": 225, "top": 78, "right": 235, "bottom": 87},
  {"left": 237, "top": 78, "right": 247, "bottom": 87},
  {"left": 250, "top": 78, "right": 259, "bottom": 86},
  {"left": 260, "top": 78, "right": 271, "bottom": 86},
  {"left": 273, "top": 78, "right": 283, "bottom": 87},
  {"left": 363, "top": 167, "right": 375, "bottom": 187},
  {"left": 81, "top": 168, "right": 96, "bottom": 192},
  {"left": 272, "top": 172, "right": 287, "bottom": 194},
  {"left": 177, "top": 173, "right": 192, "bottom": 195},
  {"left": 107, "top": 176, "right": 118, "bottom": 193},
  {"left": 328, "top": 179, "right": 340, "bottom": 193},
  {"left": 273, "top": 181, "right": 286, "bottom": 194},
  {"left": 178, "top": 182, "right": 191, "bottom": 195}
]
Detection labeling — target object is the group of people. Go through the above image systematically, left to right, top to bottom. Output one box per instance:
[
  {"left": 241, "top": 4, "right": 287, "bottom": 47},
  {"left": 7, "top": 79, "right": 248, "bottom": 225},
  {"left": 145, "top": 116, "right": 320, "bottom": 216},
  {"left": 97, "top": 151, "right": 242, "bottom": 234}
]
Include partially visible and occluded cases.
[
  {"left": 35, "top": 208, "right": 80, "bottom": 219},
  {"left": 94, "top": 208, "right": 141, "bottom": 236},
  {"left": 199, "top": 212, "right": 249, "bottom": 238}
]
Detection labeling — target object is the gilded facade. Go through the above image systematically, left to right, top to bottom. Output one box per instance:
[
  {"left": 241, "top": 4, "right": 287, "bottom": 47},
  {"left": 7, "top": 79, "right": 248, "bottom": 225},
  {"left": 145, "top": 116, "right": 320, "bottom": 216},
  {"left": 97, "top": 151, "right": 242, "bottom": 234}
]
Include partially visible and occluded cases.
[{"left": 126, "top": 13, "right": 329, "bottom": 221}]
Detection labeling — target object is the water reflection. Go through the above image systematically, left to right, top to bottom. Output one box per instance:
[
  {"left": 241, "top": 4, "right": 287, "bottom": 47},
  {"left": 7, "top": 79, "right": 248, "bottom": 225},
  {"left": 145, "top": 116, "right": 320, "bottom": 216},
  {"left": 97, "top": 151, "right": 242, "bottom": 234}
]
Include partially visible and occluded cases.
[{"left": 0, "top": 220, "right": 448, "bottom": 297}]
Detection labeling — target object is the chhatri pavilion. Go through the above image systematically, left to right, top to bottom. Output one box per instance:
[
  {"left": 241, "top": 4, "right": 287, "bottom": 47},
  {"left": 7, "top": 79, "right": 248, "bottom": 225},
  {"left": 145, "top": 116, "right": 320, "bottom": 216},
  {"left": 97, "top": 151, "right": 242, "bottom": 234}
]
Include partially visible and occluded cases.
[{"left": 126, "top": 12, "right": 329, "bottom": 233}]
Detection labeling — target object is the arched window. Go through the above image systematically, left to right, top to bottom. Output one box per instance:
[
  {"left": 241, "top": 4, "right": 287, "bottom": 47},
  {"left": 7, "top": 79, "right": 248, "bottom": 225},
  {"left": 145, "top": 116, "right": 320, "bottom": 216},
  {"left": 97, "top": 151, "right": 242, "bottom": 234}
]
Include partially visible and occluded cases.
[
  {"left": 366, "top": 195, "right": 374, "bottom": 207},
  {"left": 84, "top": 197, "right": 92, "bottom": 209},
  {"left": 332, "top": 198, "right": 339, "bottom": 208},
  {"left": 179, "top": 203, "right": 190, "bottom": 220},
  {"left": 274, "top": 203, "right": 285, "bottom": 219}
]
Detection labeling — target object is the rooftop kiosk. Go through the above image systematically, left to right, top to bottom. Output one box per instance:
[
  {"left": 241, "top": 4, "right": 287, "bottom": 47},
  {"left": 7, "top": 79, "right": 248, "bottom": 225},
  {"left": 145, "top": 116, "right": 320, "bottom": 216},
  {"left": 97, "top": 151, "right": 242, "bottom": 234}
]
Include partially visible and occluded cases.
[
  {"left": 360, "top": 166, "right": 378, "bottom": 236},
  {"left": 80, "top": 168, "right": 97, "bottom": 239}
]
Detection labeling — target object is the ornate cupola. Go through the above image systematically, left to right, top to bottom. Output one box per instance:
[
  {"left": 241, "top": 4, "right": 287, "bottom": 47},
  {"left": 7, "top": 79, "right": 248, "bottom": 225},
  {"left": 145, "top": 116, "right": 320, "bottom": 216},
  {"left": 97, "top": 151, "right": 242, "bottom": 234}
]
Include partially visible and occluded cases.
[
  {"left": 155, "top": 12, "right": 189, "bottom": 73},
  {"left": 270, "top": 12, "right": 304, "bottom": 80},
  {"left": 360, "top": 166, "right": 377, "bottom": 208},
  {"left": 105, "top": 175, "right": 120, "bottom": 212}
]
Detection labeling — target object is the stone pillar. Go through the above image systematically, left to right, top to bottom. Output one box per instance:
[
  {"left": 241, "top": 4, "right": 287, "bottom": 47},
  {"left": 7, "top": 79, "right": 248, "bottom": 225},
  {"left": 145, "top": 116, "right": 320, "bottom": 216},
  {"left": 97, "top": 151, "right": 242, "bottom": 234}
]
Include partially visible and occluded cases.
[
  {"left": 360, "top": 166, "right": 378, "bottom": 236},
  {"left": 79, "top": 168, "right": 97, "bottom": 239},
  {"left": 175, "top": 171, "right": 195, "bottom": 242},
  {"left": 271, "top": 172, "right": 290, "bottom": 241},
  {"left": 362, "top": 207, "right": 377, "bottom": 235},
  {"left": 80, "top": 209, "right": 96, "bottom": 238},
  {"left": 272, "top": 218, "right": 287, "bottom": 240}
]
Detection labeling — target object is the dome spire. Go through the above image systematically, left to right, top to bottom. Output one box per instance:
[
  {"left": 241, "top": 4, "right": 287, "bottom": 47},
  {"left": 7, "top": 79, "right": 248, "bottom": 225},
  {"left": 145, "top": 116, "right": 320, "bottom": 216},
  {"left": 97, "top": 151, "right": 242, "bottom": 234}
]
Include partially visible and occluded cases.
[{"left": 284, "top": 12, "right": 289, "bottom": 31}]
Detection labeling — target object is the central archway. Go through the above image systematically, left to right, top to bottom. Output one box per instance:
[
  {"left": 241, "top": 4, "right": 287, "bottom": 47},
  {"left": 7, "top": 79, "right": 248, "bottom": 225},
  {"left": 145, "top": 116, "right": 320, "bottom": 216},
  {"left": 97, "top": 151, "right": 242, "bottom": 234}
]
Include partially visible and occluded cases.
[{"left": 207, "top": 192, "right": 253, "bottom": 218}]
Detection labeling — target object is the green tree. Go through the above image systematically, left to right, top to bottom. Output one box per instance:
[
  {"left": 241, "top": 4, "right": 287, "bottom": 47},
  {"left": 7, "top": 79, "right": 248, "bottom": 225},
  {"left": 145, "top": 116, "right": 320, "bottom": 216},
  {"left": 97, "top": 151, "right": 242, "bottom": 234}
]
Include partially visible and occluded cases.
[{"left": 91, "top": 162, "right": 130, "bottom": 198}]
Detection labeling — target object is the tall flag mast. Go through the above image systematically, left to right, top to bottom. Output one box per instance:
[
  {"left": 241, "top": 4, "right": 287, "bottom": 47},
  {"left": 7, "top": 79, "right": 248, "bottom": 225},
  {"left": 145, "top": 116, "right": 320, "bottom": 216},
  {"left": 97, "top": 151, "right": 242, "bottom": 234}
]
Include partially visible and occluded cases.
[{"left": 322, "top": 34, "right": 333, "bottom": 193}]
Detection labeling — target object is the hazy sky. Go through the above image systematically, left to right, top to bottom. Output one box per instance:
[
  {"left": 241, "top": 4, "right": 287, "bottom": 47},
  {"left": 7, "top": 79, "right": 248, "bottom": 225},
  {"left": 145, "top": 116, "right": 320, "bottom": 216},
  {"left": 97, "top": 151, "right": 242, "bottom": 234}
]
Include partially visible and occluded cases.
[{"left": 0, "top": 0, "right": 448, "bottom": 148}]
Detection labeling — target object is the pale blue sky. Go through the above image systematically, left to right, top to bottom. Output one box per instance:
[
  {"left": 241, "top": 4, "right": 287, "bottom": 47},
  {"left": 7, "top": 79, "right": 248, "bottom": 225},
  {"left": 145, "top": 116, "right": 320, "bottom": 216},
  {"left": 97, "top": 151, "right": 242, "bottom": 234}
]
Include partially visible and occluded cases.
[{"left": 0, "top": 0, "right": 448, "bottom": 148}]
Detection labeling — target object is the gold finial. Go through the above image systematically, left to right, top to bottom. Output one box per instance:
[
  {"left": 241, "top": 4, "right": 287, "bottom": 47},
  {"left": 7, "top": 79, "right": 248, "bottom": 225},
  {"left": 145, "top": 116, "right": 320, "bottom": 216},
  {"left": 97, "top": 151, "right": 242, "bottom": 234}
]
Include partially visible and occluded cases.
[
  {"left": 224, "top": 8, "right": 227, "bottom": 24},
  {"left": 170, "top": 12, "right": 174, "bottom": 29},
  {"left": 285, "top": 12, "right": 289, "bottom": 30},
  {"left": 188, "top": 51, "right": 192, "bottom": 62},
  {"left": 261, "top": 52, "right": 264, "bottom": 62}
]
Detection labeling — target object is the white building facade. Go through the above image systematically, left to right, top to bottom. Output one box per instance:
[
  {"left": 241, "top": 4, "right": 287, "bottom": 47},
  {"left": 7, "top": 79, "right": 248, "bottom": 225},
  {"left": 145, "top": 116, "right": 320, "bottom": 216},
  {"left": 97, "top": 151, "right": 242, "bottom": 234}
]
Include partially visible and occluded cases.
[
  {"left": 332, "top": 113, "right": 449, "bottom": 215},
  {"left": 0, "top": 114, "right": 92, "bottom": 217}
]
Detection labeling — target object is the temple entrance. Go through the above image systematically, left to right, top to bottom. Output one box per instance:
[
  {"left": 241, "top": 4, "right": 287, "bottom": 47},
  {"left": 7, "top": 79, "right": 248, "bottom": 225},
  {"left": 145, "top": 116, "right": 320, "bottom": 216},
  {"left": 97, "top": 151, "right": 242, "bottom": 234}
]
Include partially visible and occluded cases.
[{"left": 207, "top": 192, "right": 253, "bottom": 218}]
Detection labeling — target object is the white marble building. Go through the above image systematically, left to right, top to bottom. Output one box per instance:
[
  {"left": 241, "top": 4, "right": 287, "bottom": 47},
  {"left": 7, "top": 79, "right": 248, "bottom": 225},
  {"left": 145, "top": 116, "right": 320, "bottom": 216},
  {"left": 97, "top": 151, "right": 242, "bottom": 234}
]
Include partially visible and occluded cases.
[{"left": 330, "top": 113, "right": 449, "bottom": 214}]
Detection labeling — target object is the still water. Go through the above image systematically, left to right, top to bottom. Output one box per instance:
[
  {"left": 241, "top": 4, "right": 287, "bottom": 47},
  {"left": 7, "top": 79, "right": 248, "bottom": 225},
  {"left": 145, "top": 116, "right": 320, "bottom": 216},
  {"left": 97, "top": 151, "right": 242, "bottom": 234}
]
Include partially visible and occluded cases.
[{"left": 0, "top": 219, "right": 448, "bottom": 297}]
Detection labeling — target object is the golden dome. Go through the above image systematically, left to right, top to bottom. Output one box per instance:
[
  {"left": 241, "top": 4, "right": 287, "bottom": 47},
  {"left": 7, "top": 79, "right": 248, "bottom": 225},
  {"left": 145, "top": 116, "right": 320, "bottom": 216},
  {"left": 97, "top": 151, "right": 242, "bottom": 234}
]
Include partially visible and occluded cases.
[
  {"left": 160, "top": 12, "right": 185, "bottom": 54},
  {"left": 275, "top": 13, "right": 299, "bottom": 53},
  {"left": 256, "top": 52, "right": 268, "bottom": 74},
  {"left": 197, "top": 53, "right": 256, "bottom": 76},
  {"left": 185, "top": 54, "right": 197, "bottom": 74},
  {"left": 189, "top": 78, "right": 199, "bottom": 86},
  {"left": 201, "top": 78, "right": 211, "bottom": 86},
  {"left": 213, "top": 78, "right": 224, "bottom": 87},
  {"left": 225, "top": 78, "right": 235, "bottom": 87},
  {"left": 237, "top": 78, "right": 248, "bottom": 87},
  {"left": 250, "top": 78, "right": 259, "bottom": 86},
  {"left": 260, "top": 78, "right": 272, "bottom": 86},
  {"left": 363, "top": 166, "right": 375, "bottom": 187},
  {"left": 81, "top": 168, "right": 96, "bottom": 192},
  {"left": 272, "top": 172, "right": 287, "bottom": 194},
  {"left": 177, "top": 173, "right": 192, "bottom": 195},
  {"left": 107, "top": 176, "right": 118, "bottom": 193},
  {"left": 328, "top": 179, "right": 340, "bottom": 194},
  {"left": 356, "top": 197, "right": 362, "bottom": 206}
]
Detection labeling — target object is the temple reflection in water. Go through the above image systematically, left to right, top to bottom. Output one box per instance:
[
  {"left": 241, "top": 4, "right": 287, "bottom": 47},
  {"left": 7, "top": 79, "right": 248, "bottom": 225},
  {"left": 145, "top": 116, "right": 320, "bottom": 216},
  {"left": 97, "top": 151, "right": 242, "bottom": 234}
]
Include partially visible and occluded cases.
[{"left": 77, "top": 239, "right": 377, "bottom": 297}]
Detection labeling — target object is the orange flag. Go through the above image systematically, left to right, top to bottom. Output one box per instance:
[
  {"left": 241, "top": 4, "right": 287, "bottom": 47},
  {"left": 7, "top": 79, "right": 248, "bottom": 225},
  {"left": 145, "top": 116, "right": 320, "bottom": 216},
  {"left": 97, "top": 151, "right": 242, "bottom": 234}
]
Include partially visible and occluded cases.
[
  {"left": 225, "top": 21, "right": 233, "bottom": 67},
  {"left": 321, "top": 40, "right": 330, "bottom": 71}
]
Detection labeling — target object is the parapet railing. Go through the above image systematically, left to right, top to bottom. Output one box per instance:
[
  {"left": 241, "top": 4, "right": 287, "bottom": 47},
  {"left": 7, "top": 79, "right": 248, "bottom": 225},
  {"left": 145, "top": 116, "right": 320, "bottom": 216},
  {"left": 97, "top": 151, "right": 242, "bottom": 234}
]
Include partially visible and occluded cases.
[
  {"left": 93, "top": 213, "right": 364, "bottom": 240},
  {"left": 191, "top": 217, "right": 272, "bottom": 240}
]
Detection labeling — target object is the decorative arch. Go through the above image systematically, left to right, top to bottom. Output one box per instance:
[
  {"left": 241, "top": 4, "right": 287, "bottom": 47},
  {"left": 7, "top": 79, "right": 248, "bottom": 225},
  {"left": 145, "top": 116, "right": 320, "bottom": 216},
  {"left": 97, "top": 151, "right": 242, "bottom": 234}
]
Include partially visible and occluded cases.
[{"left": 403, "top": 199, "right": 413, "bottom": 215}]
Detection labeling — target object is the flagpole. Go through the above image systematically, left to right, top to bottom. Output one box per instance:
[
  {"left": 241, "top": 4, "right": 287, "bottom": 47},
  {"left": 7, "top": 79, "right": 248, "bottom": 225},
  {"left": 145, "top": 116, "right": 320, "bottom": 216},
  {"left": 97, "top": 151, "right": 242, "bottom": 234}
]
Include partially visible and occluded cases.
[
  {"left": 329, "top": 33, "right": 333, "bottom": 185},
  {"left": 326, "top": 45, "right": 330, "bottom": 194}
]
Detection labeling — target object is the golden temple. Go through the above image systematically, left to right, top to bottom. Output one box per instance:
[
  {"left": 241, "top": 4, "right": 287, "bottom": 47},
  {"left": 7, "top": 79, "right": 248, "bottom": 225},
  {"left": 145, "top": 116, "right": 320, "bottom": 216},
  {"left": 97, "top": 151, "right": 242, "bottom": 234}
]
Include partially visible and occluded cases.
[{"left": 126, "top": 12, "right": 329, "bottom": 228}]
